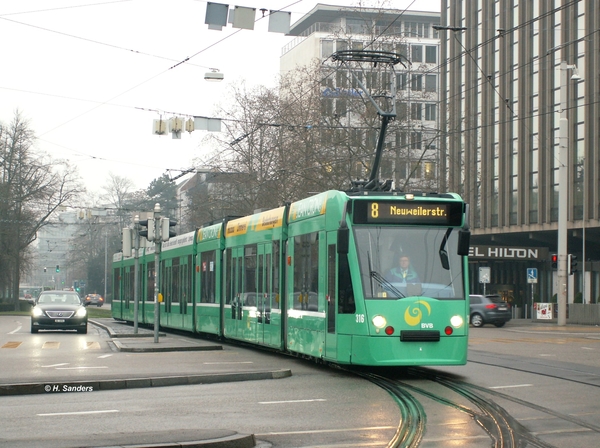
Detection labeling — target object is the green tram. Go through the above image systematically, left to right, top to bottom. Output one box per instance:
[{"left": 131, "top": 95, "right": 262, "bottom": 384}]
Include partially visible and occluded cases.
[{"left": 112, "top": 189, "right": 471, "bottom": 366}]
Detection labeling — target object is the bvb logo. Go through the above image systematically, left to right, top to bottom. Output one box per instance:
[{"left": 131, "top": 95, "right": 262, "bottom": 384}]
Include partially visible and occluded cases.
[{"left": 404, "top": 300, "right": 432, "bottom": 326}]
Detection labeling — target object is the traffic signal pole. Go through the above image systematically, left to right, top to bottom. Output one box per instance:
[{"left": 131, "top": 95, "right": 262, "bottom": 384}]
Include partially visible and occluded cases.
[
  {"left": 127, "top": 203, "right": 177, "bottom": 343},
  {"left": 152, "top": 203, "right": 162, "bottom": 343}
]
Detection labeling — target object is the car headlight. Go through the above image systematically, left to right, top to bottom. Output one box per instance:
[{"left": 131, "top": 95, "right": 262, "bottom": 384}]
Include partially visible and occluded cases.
[
  {"left": 32, "top": 307, "right": 44, "bottom": 317},
  {"left": 75, "top": 307, "right": 87, "bottom": 318}
]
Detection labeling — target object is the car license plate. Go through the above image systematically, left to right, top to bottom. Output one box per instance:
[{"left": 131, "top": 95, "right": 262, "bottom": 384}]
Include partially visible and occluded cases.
[
  {"left": 498, "top": 307, "right": 507, "bottom": 311},
  {"left": 54, "top": 319, "right": 65, "bottom": 323}
]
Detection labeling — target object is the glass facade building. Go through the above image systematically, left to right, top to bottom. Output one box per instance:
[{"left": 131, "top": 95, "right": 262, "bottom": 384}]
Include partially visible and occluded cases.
[{"left": 441, "top": 0, "right": 600, "bottom": 308}]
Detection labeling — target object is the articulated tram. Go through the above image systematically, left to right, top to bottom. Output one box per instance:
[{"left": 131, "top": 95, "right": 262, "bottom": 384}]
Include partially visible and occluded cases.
[{"left": 112, "top": 189, "right": 471, "bottom": 366}]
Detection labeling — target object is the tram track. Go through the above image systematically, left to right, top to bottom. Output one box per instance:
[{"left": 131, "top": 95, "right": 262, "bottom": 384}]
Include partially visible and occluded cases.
[
  {"left": 357, "top": 360, "right": 600, "bottom": 447},
  {"left": 353, "top": 366, "right": 565, "bottom": 448},
  {"left": 354, "top": 372, "right": 426, "bottom": 448}
]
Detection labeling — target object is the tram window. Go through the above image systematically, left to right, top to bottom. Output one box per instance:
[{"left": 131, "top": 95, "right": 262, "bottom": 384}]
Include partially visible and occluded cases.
[
  {"left": 293, "top": 232, "right": 320, "bottom": 311},
  {"left": 272, "top": 241, "right": 280, "bottom": 310},
  {"left": 245, "top": 244, "right": 257, "bottom": 295},
  {"left": 327, "top": 244, "right": 336, "bottom": 333},
  {"left": 200, "top": 250, "right": 217, "bottom": 303},
  {"left": 224, "top": 250, "right": 232, "bottom": 305},
  {"left": 338, "top": 253, "right": 355, "bottom": 313},
  {"left": 258, "top": 254, "right": 264, "bottom": 293},
  {"left": 185, "top": 255, "right": 192, "bottom": 304},
  {"left": 171, "top": 259, "right": 180, "bottom": 304},
  {"left": 147, "top": 262, "right": 155, "bottom": 301},
  {"left": 163, "top": 264, "right": 172, "bottom": 312},
  {"left": 113, "top": 268, "right": 120, "bottom": 300},
  {"left": 126, "top": 269, "right": 134, "bottom": 307}
]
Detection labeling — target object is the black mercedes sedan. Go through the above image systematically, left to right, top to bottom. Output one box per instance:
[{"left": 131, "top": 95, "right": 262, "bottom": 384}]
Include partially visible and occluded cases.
[{"left": 29, "top": 291, "right": 88, "bottom": 334}]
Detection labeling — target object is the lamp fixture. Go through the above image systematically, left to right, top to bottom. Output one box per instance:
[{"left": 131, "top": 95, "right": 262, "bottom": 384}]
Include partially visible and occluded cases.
[{"left": 204, "top": 69, "right": 224, "bottom": 82}]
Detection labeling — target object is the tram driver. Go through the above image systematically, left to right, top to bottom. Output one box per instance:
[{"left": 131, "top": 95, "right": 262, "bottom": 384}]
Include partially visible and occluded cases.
[{"left": 385, "top": 254, "right": 421, "bottom": 284}]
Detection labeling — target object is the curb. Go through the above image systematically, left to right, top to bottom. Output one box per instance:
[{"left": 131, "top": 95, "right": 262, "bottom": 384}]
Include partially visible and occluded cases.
[
  {"left": 112, "top": 340, "right": 224, "bottom": 352},
  {"left": 0, "top": 369, "right": 292, "bottom": 396}
]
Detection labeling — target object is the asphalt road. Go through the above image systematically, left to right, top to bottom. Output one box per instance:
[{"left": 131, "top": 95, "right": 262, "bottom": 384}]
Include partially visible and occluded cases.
[{"left": 1, "top": 316, "right": 599, "bottom": 447}]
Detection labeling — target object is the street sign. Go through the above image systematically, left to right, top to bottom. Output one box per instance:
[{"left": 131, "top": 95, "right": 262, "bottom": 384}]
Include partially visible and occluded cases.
[
  {"left": 479, "top": 267, "right": 490, "bottom": 284},
  {"left": 527, "top": 268, "right": 538, "bottom": 284}
]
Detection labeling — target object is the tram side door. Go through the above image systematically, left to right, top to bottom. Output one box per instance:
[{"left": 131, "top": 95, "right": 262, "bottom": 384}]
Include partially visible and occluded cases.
[{"left": 325, "top": 232, "right": 337, "bottom": 359}]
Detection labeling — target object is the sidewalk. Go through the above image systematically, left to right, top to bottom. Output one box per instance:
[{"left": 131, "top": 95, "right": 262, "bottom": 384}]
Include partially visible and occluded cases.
[{"left": 502, "top": 317, "right": 600, "bottom": 333}]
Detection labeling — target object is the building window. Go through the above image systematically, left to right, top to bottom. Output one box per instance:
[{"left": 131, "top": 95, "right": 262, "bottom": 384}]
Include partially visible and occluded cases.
[
  {"left": 321, "top": 40, "right": 334, "bottom": 59},
  {"left": 411, "top": 45, "right": 423, "bottom": 63},
  {"left": 425, "top": 45, "right": 437, "bottom": 63},
  {"left": 396, "top": 73, "right": 407, "bottom": 91},
  {"left": 425, "top": 74, "right": 437, "bottom": 93},
  {"left": 411, "top": 75, "right": 422, "bottom": 92},
  {"left": 411, "top": 103, "right": 422, "bottom": 120},
  {"left": 425, "top": 103, "right": 437, "bottom": 121},
  {"left": 411, "top": 132, "right": 422, "bottom": 150},
  {"left": 424, "top": 161, "right": 435, "bottom": 179}
]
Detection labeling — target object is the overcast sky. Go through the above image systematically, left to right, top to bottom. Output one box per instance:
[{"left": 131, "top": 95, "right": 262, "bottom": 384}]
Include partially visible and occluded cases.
[{"left": 0, "top": 0, "right": 440, "bottom": 198}]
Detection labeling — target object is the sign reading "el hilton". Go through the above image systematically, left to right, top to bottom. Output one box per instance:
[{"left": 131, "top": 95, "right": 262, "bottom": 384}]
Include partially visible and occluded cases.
[{"left": 469, "top": 245, "right": 549, "bottom": 261}]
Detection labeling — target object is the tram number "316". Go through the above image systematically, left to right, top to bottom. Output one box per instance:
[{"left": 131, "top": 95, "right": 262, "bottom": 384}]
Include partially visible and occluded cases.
[{"left": 355, "top": 314, "right": 365, "bottom": 323}]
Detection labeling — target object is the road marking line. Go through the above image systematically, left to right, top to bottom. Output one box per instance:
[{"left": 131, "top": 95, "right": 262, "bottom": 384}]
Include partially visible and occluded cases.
[
  {"left": 9, "top": 324, "right": 22, "bottom": 334},
  {"left": 2, "top": 341, "right": 22, "bottom": 348},
  {"left": 42, "top": 341, "right": 60, "bottom": 349},
  {"left": 85, "top": 342, "right": 101, "bottom": 349},
  {"left": 98, "top": 354, "right": 113, "bottom": 358},
  {"left": 203, "top": 361, "right": 253, "bottom": 364},
  {"left": 42, "top": 363, "right": 69, "bottom": 368},
  {"left": 55, "top": 366, "right": 108, "bottom": 370},
  {"left": 489, "top": 384, "right": 533, "bottom": 389},
  {"left": 259, "top": 399, "right": 327, "bottom": 404},
  {"left": 37, "top": 410, "right": 119, "bottom": 417},
  {"left": 258, "top": 426, "right": 394, "bottom": 435}
]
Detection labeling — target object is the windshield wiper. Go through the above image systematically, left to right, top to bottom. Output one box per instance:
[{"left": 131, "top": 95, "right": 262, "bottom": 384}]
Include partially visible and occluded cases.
[{"left": 370, "top": 271, "right": 406, "bottom": 298}]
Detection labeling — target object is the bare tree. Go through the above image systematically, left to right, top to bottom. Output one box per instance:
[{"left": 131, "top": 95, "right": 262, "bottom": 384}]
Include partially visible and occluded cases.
[
  {"left": 0, "top": 110, "right": 84, "bottom": 310},
  {"left": 101, "top": 172, "right": 135, "bottom": 230}
]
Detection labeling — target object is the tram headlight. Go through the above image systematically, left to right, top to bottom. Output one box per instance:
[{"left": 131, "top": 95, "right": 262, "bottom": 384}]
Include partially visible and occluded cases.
[
  {"left": 372, "top": 315, "right": 387, "bottom": 329},
  {"left": 450, "top": 315, "right": 464, "bottom": 328}
]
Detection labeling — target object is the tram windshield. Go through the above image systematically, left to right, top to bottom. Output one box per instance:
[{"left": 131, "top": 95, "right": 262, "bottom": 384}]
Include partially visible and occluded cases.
[{"left": 354, "top": 226, "right": 465, "bottom": 300}]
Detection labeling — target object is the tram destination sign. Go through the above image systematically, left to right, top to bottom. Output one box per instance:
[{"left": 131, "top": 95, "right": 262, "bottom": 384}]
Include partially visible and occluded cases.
[{"left": 354, "top": 200, "right": 464, "bottom": 226}]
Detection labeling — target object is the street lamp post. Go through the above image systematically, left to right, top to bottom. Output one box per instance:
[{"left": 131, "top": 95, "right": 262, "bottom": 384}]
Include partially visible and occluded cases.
[{"left": 557, "top": 61, "right": 580, "bottom": 326}]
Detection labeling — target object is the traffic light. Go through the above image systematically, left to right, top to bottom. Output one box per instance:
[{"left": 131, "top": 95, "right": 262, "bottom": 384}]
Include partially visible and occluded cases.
[
  {"left": 138, "top": 217, "right": 155, "bottom": 242},
  {"left": 161, "top": 218, "right": 177, "bottom": 242},
  {"left": 551, "top": 254, "right": 558, "bottom": 270},
  {"left": 568, "top": 254, "right": 578, "bottom": 275},
  {"left": 55, "top": 265, "right": 60, "bottom": 273}
]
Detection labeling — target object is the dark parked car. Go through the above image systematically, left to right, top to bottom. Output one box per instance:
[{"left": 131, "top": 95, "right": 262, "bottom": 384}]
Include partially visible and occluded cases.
[
  {"left": 29, "top": 291, "right": 88, "bottom": 334},
  {"left": 84, "top": 293, "right": 104, "bottom": 307},
  {"left": 469, "top": 294, "right": 512, "bottom": 327}
]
